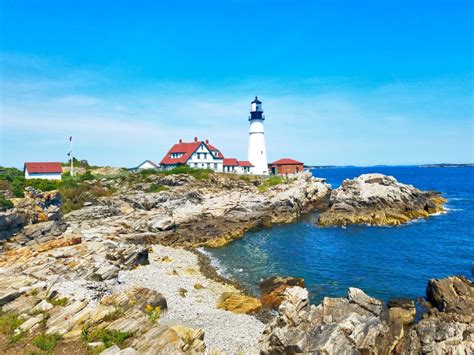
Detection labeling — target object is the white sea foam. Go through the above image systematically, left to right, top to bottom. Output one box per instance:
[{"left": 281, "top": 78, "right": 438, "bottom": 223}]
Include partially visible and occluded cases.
[
  {"left": 445, "top": 206, "right": 463, "bottom": 212},
  {"left": 197, "top": 247, "right": 231, "bottom": 278}
]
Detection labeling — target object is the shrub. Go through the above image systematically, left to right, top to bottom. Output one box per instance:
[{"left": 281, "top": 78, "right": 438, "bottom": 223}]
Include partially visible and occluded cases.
[
  {"left": 62, "top": 157, "right": 90, "bottom": 168},
  {"left": 164, "top": 166, "right": 214, "bottom": 180},
  {"left": 79, "top": 170, "right": 95, "bottom": 181},
  {"left": 25, "top": 178, "right": 61, "bottom": 192},
  {"left": 0, "top": 179, "right": 10, "bottom": 190},
  {"left": 10, "top": 179, "right": 25, "bottom": 197},
  {"left": 59, "top": 180, "right": 115, "bottom": 214},
  {"left": 0, "top": 195, "right": 14, "bottom": 211},
  {"left": 32, "top": 333, "right": 62, "bottom": 352}
]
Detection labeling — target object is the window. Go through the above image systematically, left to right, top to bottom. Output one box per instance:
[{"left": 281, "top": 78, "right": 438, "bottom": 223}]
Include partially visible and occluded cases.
[
  {"left": 197, "top": 153, "right": 201, "bottom": 159},
  {"left": 204, "top": 153, "right": 207, "bottom": 159},
  {"left": 202, "top": 163, "right": 205, "bottom": 167},
  {"left": 207, "top": 163, "right": 210, "bottom": 168},
  {"left": 214, "top": 163, "right": 217, "bottom": 169}
]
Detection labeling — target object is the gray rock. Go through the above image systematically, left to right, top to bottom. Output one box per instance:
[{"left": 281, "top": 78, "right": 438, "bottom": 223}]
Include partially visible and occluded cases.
[
  {"left": 347, "top": 287, "right": 384, "bottom": 315},
  {"left": 31, "top": 300, "right": 54, "bottom": 313}
]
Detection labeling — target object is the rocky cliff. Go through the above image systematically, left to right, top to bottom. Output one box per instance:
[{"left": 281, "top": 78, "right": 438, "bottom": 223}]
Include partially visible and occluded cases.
[{"left": 318, "top": 173, "right": 446, "bottom": 226}]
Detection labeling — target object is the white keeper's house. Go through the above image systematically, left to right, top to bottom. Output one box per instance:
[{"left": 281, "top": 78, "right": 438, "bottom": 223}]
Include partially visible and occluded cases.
[
  {"left": 159, "top": 137, "right": 254, "bottom": 174},
  {"left": 130, "top": 160, "right": 160, "bottom": 171},
  {"left": 24, "top": 162, "right": 63, "bottom": 180}
]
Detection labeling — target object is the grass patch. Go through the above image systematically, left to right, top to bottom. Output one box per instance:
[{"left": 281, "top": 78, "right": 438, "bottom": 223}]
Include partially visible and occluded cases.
[
  {"left": 239, "top": 175, "right": 252, "bottom": 183},
  {"left": 258, "top": 176, "right": 284, "bottom": 192},
  {"left": 147, "top": 184, "right": 169, "bottom": 193},
  {"left": 48, "top": 296, "right": 69, "bottom": 307},
  {"left": 102, "top": 307, "right": 125, "bottom": 322},
  {"left": 0, "top": 312, "right": 24, "bottom": 335},
  {"left": 82, "top": 326, "right": 133, "bottom": 349},
  {"left": 9, "top": 331, "right": 26, "bottom": 344},
  {"left": 32, "top": 333, "right": 62, "bottom": 353}
]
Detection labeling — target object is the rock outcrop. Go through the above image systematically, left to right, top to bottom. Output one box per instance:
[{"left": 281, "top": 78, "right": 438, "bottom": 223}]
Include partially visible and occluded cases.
[
  {"left": 51, "top": 172, "right": 331, "bottom": 249},
  {"left": 318, "top": 173, "right": 446, "bottom": 226},
  {"left": 0, "top": 188, "right": 61, "bottom": 240},
  {"left": 259, "top": 276, "right": 473, "bottom": 354},
  {"left": 259, "top": 276, "right": 305, "bottom": 310}
]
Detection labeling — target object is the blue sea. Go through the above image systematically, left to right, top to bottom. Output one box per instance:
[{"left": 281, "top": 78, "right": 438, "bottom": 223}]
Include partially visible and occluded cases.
[{"left": 204, "top": 166, "right": 474, "bottom": 303}]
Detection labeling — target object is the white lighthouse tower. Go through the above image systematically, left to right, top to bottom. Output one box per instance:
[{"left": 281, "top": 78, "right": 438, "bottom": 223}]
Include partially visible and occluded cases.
[{"left": 247, "top": 96, "right": 269, "bottom": 175}]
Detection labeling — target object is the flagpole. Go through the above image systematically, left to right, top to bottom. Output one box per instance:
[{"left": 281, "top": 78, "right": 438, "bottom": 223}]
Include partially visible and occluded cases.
[{"left": 70, "top": 136, "right": 74, "bottom": 177}]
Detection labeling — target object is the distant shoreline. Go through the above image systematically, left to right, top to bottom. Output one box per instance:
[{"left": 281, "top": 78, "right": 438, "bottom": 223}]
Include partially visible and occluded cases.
[{"left": 307, "top": 163, "right": 473, "bottom": 169}]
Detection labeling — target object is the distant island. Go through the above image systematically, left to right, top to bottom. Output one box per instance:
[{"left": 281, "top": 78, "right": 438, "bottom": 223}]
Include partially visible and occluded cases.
[
  {"left": 420, "top": 163, "right": 474, "bottom": 168},
  {"left": 306, "top": 164, "right": 474, "bottom": 169}
]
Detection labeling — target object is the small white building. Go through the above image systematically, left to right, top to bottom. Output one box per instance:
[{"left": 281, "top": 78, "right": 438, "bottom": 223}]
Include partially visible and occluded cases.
[
  {"left": 223, "top": 158, "right": 254, "bottom": 174},
  {"left": 130, "top": 160, "right": 159, "bottom": 171},
  {"left": 24, "top": 162, "right": 62, "bottom": 180}
]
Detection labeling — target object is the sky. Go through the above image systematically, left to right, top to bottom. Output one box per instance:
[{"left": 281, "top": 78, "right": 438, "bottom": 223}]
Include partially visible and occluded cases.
[{"left": 0, "top": 0, "right": 473, "bottom": 168}]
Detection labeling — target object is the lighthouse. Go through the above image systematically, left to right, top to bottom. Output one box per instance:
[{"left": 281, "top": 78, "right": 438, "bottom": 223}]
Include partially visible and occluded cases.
[{"left": 247, "top": 96, "right": 269, "bottom": 175}]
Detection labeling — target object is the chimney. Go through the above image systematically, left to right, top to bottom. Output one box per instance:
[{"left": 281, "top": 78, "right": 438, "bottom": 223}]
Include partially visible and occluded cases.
[
  {"left": 194, "top": 137, "right": 198, "bottom": 142},
  {"left": 179, "top": 139, "right": 182, "bottom": 143},
  {"left": 205, "top": 139, "right": 209, "bottom": 144}
]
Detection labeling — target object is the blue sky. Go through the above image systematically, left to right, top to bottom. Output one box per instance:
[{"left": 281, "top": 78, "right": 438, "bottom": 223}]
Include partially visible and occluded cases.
[{"left": 1, "top": 0, "right": 473, "bottom": 167}]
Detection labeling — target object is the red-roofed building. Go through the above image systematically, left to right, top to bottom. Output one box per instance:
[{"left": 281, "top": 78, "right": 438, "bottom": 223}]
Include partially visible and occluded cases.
[
  {"left": 159, "top": 137, "right": 254, "bottom": 174},
  {"left": 160, "top": 137, "right": 225, "bottom": 171},
  {"left": 223, "top": 158, "right": 254, "bottom": 174},
  {"left": 269, "top": 158, "right": 304, "bottom": 175},
  {"left": 24, "top": 162, "right": 63, "bottom": 180}
]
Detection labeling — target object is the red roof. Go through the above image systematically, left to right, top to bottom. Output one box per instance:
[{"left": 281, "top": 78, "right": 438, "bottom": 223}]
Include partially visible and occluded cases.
[
  {"left": 160, "top": 139, "right": 224, "bottom": 165},
  {"left": 207, "top": 143, "right": 224, "bottom": 158},
  {"left": 223, "top": 158, "right": 239, "bottom": 166},
  {"left": 270, "top": 158, "right": 303, "bottom": 166},
  {"left": 223, "top": 159, "right": 254, "bottom": 167},
  {"left": 238, "top": 160, "right": 254, "bottom": 167},
  {"left": 24, "top": 162, "right": 63, "bottom": 174}
]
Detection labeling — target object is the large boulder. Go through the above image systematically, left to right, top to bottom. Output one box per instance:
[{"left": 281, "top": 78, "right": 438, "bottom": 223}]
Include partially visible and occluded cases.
[{"left": 318, "top": 173, "right": 445, "bottom": 226}]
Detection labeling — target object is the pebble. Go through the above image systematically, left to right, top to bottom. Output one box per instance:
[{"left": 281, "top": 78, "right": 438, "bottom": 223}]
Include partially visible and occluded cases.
[{"left": 114, "top": 245, "right": 264, "bottom": 354}]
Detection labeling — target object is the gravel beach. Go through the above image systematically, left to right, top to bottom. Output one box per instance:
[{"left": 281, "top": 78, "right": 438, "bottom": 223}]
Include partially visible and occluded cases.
[{"left": 115, "top": 245, "right": 264, "bottom": 354}]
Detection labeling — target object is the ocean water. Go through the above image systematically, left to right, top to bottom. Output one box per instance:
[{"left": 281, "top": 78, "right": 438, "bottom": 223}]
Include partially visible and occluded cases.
[{"left": 204, "top": 166, "right": 474, "bottom": 303}]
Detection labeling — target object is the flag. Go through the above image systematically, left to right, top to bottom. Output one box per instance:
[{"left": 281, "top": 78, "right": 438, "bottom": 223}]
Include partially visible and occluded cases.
[{"left": 69, "top": 136, "right": 72, "bottom": 142}]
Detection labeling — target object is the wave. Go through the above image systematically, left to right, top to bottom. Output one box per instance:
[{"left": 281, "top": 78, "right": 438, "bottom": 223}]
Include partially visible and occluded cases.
[
  {"left": 444, "top": 206, "right": 463, "bottom": 212},
  {"left": 197, "top": 247, "right": 231, "bottom": 278}
]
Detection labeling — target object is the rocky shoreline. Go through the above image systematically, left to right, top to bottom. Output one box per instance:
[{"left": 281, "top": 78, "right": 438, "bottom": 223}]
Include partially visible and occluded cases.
[
  {"left": 0, "top": 170, "right": 463, "bottom": 354},
  {"left": 318, "top": 173, "right": 446, "bottom": 226},
  {"left": 259, "top": 276, "right": 473, "bottom": 354}
]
